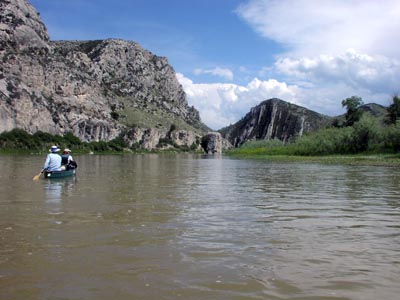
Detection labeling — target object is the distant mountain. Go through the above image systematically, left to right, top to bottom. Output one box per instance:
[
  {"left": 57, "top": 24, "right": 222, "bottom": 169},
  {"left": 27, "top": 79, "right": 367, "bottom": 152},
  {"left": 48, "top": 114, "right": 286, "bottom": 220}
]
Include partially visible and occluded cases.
[
  {"left": 0, "top": 0, "right": 208, "bottom": 149},
  {"left": 219, "top": 98, "right": 332, "bottom": 147},
  {"left": 220, "top": 99, "right": 390, "bottom": 147},
  {"left": 330, "top": 103, "right": 388, "bottom": 127},
  {"left": 359, "top": 103, "right": 388, "bottom": 117}
]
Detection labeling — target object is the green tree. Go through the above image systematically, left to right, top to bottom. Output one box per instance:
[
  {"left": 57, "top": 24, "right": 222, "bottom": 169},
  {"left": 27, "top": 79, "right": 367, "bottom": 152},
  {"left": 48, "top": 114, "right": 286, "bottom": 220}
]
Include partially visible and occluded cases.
[
  {"left": 387, "top": 95, "right": 400, "bottom": 124},
  {"left": 342, "top": 96, "right": 364, "bottom": 126},
  {"left": 351, "top": 114, "right": 380, "bottom": 152},
  {"left": 383, "top": 122, "right": 400, "bottom": 152},
  {"left": 63, "top": 132, "right": 81, "bottom": 145}
]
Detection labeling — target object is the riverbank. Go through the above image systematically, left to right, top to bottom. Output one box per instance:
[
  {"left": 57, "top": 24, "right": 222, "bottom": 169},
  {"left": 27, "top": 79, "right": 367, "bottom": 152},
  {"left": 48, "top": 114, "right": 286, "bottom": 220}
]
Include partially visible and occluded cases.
[
  {"left": 0, "top": 148, "right": 202, "bottom": 156},
  {"left": 3, "top": 148, "right": 399, "bottom": 166},
  {"left": 226, "top": 151, "right": 400, "bottom": 166}
]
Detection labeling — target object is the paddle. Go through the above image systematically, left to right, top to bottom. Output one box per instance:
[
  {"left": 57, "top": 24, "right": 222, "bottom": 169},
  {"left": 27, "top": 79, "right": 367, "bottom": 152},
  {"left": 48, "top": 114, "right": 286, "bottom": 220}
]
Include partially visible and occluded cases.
[{"left": 33, "top": 169, "right": 44, "bottom": 181}]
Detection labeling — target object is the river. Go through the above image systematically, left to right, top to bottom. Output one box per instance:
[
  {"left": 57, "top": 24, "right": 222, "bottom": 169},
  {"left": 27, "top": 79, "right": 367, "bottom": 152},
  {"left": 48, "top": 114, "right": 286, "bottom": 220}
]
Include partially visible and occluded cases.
[{"left": 0, "top": 154, "right": 399, "bottom": 300}]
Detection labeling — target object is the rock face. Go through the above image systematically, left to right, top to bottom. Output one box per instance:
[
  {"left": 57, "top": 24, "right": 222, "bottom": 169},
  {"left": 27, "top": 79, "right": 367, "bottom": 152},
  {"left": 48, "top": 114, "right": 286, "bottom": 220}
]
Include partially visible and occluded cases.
[
  {"left": 0, "top": 0, "right": 206, "bottom": 146},
  {"left": 220, "top": 98, "right": 331, "bottom": 147},
  {"left": 200, "top": 132, "right": 232, "bottom": 154}
]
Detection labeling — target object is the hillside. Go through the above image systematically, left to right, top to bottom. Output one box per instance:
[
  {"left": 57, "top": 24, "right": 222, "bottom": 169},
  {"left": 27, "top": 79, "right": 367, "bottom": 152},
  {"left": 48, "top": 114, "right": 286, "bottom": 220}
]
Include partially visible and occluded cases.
[
  {"left": 0, "top": 0, "right": 208, "bottom": 149},
  {"left": 220, "top": 98, "right": 332, "bottom": 147},
  {"left": 220, "top": 99, "right": 390, "bottom": 147}
]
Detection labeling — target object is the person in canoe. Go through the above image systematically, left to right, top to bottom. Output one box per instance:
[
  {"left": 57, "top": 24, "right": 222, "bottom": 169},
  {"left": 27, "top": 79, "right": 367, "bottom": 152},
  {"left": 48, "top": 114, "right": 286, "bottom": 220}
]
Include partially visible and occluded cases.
[
  {"left": 43, "top": 145, "right": 62, "bottom": 171},
  {"left": 61, "top": 148, "right": 77, "bottom": 170}
]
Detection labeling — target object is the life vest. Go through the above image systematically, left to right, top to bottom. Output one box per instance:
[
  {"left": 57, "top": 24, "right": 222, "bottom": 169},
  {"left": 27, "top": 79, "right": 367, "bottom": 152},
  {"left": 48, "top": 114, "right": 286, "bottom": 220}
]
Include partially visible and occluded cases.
[{"left": 61, "top": 154, "right": 69, "bottom": 165}]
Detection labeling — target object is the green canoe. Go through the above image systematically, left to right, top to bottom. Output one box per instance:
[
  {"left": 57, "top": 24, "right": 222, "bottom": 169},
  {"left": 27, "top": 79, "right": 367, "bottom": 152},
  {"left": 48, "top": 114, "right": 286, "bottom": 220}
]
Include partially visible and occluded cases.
[{"left": 43, "top": 169, "right": 76, "bottom": 179}]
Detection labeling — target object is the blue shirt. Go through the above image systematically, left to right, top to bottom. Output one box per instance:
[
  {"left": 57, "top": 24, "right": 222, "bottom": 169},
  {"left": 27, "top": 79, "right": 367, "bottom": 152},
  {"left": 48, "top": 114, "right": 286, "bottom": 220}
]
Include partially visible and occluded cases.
[{"left": 44, "top": 153, "right": 62, "bottom": 171}]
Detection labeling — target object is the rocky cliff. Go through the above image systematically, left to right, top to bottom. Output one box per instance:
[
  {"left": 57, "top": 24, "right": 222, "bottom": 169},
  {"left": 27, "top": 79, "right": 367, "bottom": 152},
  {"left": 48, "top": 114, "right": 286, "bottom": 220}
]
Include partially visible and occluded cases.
[
  {"left": 0, "top": 0, "right": 207, "bottom": 147},
  {"left": 220, "top": 98, "right": 332, "bottom": 147}
]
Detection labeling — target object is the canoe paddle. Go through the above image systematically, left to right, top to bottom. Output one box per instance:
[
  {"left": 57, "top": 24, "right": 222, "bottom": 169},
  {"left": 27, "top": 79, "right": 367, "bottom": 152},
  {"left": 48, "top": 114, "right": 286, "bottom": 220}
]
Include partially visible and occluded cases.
[{"left": 33, "top": 169, "right": 44, "bottom": 181}]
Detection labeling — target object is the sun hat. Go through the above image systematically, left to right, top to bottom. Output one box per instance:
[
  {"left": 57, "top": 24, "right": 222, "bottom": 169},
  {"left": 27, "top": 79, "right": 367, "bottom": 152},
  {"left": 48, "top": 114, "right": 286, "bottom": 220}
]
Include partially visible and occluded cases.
[
  {"left": 49, "top": 145, "right": 60, "bottom": 153},
  {"left": 64, "top": 148, "right": 71, "bottom": 153}
]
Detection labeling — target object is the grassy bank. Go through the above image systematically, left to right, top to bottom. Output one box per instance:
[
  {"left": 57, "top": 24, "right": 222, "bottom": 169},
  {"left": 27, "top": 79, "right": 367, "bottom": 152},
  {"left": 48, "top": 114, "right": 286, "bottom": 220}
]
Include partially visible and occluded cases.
[
  {"left": 226, "top": 113, "right": 400, "bottom": 166},
  {"left": 226, "top": 138, "right": 400, "bottom": 166},
  {"left": 227, "top": 151, "right": 400, "bottom": 166}
]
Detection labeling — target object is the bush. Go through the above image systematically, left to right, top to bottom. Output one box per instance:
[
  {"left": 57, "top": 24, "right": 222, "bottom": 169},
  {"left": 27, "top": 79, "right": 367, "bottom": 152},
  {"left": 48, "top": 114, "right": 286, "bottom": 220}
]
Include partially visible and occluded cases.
[
  {"left": 387, "top": 95, "right": 400, "bottom": 124},
  {"left": 351, "top": 114, "right": 380, "bottom": 152},
  {"left": 383, "top": 122, "right": 400, "bottom": 152},
  {"left": 289, "top": 127, "right": 353, "bottom": 155},
  {"left": 0, "top": 128, "right": 38, "bottom": 150},
  {"left": 0, "top": 129, "right": 83, "bottom": 152},
  {"left": 33, "top": 131, "right": 54, "bottom": 143},
  {"left": 63, "top": 132, "right": 82, "bottom": 146},
  {"left": 108, "top": 136, "right": 128, "bottom": 151},
  {"left": 157, "top": 137, "right": 174, "bottom": 148},
  {"left": 240, "top": 139, "right": 285, "bottom": 149},
  {"left": 88, "top": 141, "right": 109, "bottom": 152}
]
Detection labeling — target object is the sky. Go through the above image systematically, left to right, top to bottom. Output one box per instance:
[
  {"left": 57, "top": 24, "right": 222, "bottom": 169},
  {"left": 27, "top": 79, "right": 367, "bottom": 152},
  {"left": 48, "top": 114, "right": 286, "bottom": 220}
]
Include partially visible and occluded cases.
[{"left": 30, "top": 0, "right": 400, "bottom": 129}]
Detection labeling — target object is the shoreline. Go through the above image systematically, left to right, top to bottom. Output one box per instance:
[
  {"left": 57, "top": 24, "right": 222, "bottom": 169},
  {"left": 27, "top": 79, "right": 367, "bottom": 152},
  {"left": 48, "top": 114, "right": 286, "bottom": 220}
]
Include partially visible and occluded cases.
[
  {"left": 2, "top": 149, "right": 400, "bottom": 166},
  {"left": 226, "top": 153, "right": 400, "bottom": 166}
]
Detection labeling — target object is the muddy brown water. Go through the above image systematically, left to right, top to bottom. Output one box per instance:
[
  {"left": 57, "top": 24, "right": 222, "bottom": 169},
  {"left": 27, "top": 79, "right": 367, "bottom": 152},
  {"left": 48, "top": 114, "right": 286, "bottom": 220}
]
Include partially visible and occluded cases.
[{"left": 0, "top": 154, "right": 399, "bottom": 300}]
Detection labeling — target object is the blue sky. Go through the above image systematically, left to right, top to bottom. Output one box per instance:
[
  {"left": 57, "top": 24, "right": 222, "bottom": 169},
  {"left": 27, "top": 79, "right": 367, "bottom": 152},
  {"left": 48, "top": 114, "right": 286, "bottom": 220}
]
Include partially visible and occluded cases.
[{"left": 30, "top": 0, "right": 400, "bottom": 129}]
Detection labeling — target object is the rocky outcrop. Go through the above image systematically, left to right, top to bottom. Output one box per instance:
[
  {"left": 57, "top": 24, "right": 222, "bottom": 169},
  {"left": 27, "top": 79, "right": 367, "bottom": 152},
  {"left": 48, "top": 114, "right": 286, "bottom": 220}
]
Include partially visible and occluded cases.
[
  {"left": 0, "top": 0, "right": 207, "bottom": 144},
  {"left": 0, "top": 0, "right": 49, "bottom": 50},
  {"left": 220, "top": 98, "right": 331, "bottom": 147},
  {"left": 123, "top": 127, "right": 202, "bottom": 151},
  {"left": 169, "top": 129, "right": 198, "bottom": 147},
  {"left": 200, "top": 132, "right": 232, "bottom": 154}
]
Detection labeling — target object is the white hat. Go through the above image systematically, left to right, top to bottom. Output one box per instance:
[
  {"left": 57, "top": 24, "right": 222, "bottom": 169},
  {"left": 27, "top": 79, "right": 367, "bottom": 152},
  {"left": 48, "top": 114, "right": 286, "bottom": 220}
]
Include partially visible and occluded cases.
[
  {"left": 49, "top": 145, "right": 60, "bottom": 153},
  {"left": 64, "top": 148, "right": 71, "bottom": 153}
]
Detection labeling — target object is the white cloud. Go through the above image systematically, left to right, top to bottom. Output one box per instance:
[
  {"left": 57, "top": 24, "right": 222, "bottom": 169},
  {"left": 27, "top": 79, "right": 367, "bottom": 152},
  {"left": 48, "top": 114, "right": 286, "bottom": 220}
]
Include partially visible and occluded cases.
[
  {"left": 228, "top": 0, "right": 400, "bottom": 123},
  {"left": 236, "top": 0, "right": 400, "bottom": 58},
  {"left": 178, "top": 1, "right": 400, "bottom": 130},
  {"left": 275, "top": 49, "right": 400, "bottom": 93},
  {"left": 178, "top": 67, "right": 395, "bottom": 130},
  {"left": 193, "top": 67, "right": 234, "bottom": 80},
  {"left": 177, "top": 73, "right": 299, "bottom": 129}
]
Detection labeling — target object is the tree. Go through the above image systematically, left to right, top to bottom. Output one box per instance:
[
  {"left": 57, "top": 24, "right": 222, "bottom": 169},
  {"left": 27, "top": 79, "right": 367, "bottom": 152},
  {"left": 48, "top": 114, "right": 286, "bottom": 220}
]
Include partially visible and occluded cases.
[
  {"left": 387, "top": 95, "right": 400, "bottom": 124},
  {"left": 342, "top": 96, "right": 364, "bottom": 126},
  {"left": 351, "top": 114, "right": 379, "bottom": 152}
]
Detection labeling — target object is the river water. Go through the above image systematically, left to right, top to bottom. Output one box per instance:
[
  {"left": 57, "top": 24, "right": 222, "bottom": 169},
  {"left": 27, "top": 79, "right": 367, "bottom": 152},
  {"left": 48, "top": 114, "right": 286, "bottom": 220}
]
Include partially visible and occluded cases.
[{"left": 0, "top": 154, "right": 399, "bottom": 300}]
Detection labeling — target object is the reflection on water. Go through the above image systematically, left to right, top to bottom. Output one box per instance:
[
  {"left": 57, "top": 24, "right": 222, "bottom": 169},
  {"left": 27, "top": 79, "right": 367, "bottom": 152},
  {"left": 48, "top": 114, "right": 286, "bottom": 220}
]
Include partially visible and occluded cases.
[
  {"left": 0, "top": 154, "right": 399, "bottom": 300},
  {"left": 43, "top": 177, "right": 76, "bottom": 203},
  {"left": 43, "top": 178, "right": 77, "bottom": 227},
  {"left": 44, "top": 180, "right": 63, "bottom": 203}
]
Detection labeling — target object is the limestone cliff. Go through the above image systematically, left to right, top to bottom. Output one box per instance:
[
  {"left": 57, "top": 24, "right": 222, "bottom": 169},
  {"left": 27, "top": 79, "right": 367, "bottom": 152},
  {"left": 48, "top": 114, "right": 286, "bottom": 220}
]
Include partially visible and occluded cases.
[
  {"left": 0, "top": 0, "right": 207, "bottom": 147},
  {"left": 220, "top": 98, "right": 331, "bottom": 147},
  {"left": 200, "top": 132, "right": 233, "bottom": 154}
]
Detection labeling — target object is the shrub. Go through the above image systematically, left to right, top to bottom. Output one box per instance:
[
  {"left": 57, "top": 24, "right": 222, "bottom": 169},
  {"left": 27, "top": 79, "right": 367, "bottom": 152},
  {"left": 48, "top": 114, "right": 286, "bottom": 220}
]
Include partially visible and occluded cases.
[
  {"left": 387, "top": 95, "right": 400, "bottom": 124},
  {"left": 351, "top": 114, "right": 380, "bottom": 152},
  {"left": 382, "top": 122, "right": 400, "bottom": 152},
  {"left": 288, "top": 127, "right": 352, "bottom": 155},
  {"left": 0, "top": 128, "right": 38, "bottom": 150},
  {"left": 33, "top": 131, "right": 55, "bottom": 143},
  {"left": 63, "top": 132, "right": 82, "bottom": 146},
  {"left": 108, "top": 136, "right": 128, "bottom": 151},
  {"left": 157, "top": 137, "right": 174, "bottom": 148},
  {"left": 240, "top": 139, "right": 285, "bottom": 149}
]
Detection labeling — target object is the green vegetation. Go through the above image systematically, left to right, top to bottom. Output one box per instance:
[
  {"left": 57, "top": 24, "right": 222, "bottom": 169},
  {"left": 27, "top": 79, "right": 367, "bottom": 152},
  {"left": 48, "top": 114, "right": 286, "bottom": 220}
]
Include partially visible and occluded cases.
[
  {"left": 228, "top": 95, "right": 400, "bottom": 165},
  {"left": 342, "top": 95, "right": 364, "bottom": 126},
  {"left": 387, "top": 95, "right": 400, "bottom": 125},
  {"left": 118, "top": 97, "right": 205, "bottom": 134},
  {"left": 0, "top": 128, "right": 199, "bottom": 154},
  {"left": 0, "top": 128, "right": 124, "bottom": 154}
]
